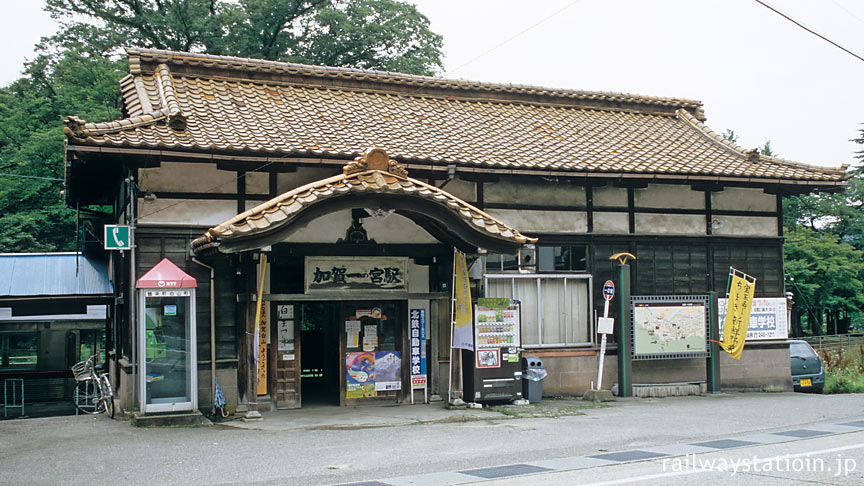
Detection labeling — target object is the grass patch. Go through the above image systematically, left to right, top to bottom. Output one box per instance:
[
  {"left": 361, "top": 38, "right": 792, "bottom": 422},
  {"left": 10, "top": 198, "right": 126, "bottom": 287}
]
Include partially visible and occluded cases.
[{"left": 817, "top": 344, "right": 864, "bottom": 394}]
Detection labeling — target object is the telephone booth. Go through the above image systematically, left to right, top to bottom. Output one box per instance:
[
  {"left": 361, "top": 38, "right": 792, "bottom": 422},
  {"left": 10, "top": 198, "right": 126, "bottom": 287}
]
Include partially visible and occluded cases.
[{"left": 136, "top": 258, "right": 197, "bottom": 414}]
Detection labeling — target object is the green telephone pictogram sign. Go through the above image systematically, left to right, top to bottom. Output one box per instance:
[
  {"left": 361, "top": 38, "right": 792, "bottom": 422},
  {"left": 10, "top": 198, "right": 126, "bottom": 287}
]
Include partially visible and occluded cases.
[{"left": 104, "top": 225, "right": 131, "bottom": 250}]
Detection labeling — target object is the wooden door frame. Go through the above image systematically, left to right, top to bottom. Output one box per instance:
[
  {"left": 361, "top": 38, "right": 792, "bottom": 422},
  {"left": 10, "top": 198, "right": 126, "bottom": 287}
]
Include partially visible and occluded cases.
[{"left": 340, "top": 300, "right": 408, "bottom": 406}]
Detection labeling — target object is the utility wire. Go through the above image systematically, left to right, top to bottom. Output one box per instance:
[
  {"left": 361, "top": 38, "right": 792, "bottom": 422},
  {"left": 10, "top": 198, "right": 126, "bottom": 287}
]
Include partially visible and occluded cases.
[
  {"left": 445, "top": 0, "right": 585, "bottom": 76},
  {"left": 754, "top": 0, "right": 864, "bottom": 63},
  {"left": 0, "top": 172, "right": 63, "bottom": 181}
]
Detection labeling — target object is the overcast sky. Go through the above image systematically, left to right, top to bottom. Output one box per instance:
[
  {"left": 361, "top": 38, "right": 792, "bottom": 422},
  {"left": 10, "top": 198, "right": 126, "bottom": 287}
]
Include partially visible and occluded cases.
[{"left": 2, "top": 1, "right": 862, "bottom": 169}]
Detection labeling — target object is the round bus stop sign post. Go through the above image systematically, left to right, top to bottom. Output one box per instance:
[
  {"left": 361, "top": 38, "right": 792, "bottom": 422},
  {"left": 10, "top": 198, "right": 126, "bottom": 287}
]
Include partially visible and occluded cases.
[{"left": 596, "top": 280, "right": 615, "bottom": 391}]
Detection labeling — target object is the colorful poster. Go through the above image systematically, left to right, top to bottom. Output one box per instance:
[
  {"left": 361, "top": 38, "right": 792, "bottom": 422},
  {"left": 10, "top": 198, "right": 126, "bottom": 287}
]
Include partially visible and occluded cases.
[
  {"left": 452, "top": 250, "right": 474, "bottom": 350},
  {"left": 721, "top": 272, "right": 756, "bottom": 360},
  {"left": 409, "top": 308, "right": 427, "bottom": 389},
  {"left": 374, "top": 351, "right": 402, "bottom": 391},
  {"left": 346, "top": 352, "right": 376, "bottom": 398}
]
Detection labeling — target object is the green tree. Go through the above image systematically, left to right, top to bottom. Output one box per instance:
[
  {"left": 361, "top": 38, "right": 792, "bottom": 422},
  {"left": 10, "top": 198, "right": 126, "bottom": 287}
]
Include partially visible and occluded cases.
[
  {"left": 0, "top": 0, "right": 444, "bottom": 252},
  {"left": 44, "top": 0, "right": 443, "bottom": 75},
  {"left": 0, "top": 47, "right": 125, "bottom": 252},
  {"left": 783, "top": 126, "right": 864, "bottom": 335}
]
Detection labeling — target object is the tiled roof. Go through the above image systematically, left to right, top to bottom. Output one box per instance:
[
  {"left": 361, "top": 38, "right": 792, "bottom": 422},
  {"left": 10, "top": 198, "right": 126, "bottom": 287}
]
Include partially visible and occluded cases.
[
  {"left": 64, "top": 48, "right": 847, "bottom": 184},
  {"left": 191, "top": 149, "right": 537, "bottom": 254}
]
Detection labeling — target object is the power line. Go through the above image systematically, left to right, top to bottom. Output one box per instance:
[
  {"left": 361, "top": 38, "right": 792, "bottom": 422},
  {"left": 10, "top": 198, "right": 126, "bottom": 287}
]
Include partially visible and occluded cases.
[
  {"left": 445, "top": 0, "right": 585, "bottom": 77},
  {"left": 754, "top": 0, "right": 864, "bottom": 63},
  {"left": 0, "top": 172, "right": 63, "bottom": 181}
]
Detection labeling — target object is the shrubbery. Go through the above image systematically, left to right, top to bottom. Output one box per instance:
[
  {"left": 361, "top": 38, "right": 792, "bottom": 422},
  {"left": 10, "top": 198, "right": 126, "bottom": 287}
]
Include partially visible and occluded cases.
[{"left": 817, "top": 344, "right": 864, "bottom": 394}]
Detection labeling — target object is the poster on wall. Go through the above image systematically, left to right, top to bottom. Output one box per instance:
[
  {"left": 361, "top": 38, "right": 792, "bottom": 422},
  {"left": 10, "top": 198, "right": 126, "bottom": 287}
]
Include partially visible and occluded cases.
[
  {"left": 305, "top": 257, "right": 407, "bottom": 292},
  {"left": 631, "top": 296, "right": 709, "bottom": 360},
  {"left": 718, "top": 297, "right": 787, "bottom": 340},
  {"left": 409, "top": 308, "right": 427, "bottom": 388},
  {"left": 277, "top": 319, "right": 294, "bottom": 351},
  {"left": 374, "top": 351, "right": 402, "bottom": 391},
  {"left": 346, "top": 352, "right": 376, "bottom": 398}
]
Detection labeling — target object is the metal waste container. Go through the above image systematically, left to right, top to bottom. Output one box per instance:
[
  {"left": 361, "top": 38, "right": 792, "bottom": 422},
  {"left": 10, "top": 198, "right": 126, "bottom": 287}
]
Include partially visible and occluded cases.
[{"left": 522, "top": 355, "right": 547, "bottom": 403}]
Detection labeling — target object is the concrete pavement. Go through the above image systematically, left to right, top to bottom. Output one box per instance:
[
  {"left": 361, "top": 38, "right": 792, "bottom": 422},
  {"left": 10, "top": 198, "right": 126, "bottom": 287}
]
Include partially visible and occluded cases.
[{"left": 1, "top": 392, "right": 862, "bottom": 485}]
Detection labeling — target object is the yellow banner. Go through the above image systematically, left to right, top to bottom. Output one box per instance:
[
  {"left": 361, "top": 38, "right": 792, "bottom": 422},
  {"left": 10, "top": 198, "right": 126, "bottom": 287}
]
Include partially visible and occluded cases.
[
  {"left": 452, "top": 250, "right": 473, "bottom": 349},
  {"left": 255, "top": 254, "right": 268, "bottom": 396},
  {"left": 721, "top": 273, "right": 756, "bottom": 360}
]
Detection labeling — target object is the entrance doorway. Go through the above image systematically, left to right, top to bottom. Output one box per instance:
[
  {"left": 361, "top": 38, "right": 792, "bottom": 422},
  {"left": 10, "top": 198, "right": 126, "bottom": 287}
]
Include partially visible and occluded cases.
[
  {"left": 271, "top": 300, "right": 409, "bottom": 407},
  {"left": 298, "top": 303, "right": 340, "bottom": 405}
]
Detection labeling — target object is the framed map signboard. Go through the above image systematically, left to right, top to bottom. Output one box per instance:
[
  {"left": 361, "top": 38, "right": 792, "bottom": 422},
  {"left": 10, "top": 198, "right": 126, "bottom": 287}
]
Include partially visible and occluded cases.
[{"left": 631, "top": 295, "right": 710, "bottom": 360}]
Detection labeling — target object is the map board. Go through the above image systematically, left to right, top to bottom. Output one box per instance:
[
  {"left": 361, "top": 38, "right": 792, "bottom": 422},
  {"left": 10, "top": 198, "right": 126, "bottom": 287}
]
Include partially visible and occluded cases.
[{"left": 631, "top": 295, "right": 710, "bottom": 360}]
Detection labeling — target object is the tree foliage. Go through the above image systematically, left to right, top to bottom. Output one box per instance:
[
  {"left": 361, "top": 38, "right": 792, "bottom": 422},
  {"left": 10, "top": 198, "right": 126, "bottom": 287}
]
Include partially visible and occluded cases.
[
  {"left": 0, "top": 0, "right": 443, "bottom": 252},
  {"left": 44, "top": 0, "right": 443, "bottom": 75},
  {"left": 0, "top": 47, "right": 125, "bottom": 252},
  {"left": 783, "top": 127, "right": 864, "bottom": 335}
]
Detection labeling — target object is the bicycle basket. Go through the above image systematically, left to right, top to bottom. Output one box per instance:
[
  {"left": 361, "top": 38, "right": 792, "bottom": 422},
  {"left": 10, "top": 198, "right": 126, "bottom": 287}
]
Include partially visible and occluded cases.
[{"left": 71, "top": 357, "right": 94, "bottom": 381}]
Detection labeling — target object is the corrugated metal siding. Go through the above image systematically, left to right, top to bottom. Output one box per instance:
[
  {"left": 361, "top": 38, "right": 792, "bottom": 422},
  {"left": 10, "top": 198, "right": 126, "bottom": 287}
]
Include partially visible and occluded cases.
[{"left": 0, "top": 253, "right": 113, "bottom": 297}]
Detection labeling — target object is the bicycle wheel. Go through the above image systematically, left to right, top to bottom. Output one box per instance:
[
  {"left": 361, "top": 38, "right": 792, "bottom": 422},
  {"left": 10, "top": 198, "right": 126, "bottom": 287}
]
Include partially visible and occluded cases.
[
  {"left": 99, "top": 375, "right": 115, "bottom": 418},
  {"left": 73, "top": 379, "right": 99, "bottom": 414}
]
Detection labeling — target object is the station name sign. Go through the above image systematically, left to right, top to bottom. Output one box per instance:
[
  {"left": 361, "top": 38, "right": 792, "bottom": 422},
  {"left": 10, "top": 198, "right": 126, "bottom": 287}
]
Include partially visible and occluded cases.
[{"left": 305, "top": 257, "right": 408, "bottom": 292}]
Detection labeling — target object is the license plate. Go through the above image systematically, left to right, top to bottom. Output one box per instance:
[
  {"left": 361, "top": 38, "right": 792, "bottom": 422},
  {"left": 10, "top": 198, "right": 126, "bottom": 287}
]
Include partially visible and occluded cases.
[{"left": 800, "top": 378, "right": 812, "bottom": 387}]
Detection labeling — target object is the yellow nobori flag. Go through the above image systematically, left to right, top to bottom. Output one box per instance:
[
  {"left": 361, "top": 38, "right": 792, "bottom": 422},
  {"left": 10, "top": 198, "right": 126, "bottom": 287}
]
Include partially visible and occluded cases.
[
  {"left": 452, "top": 250, "right": 474, "bottom": 350},
  {"left": 721, "top": 269, "right": 756, "bottom": 360}
]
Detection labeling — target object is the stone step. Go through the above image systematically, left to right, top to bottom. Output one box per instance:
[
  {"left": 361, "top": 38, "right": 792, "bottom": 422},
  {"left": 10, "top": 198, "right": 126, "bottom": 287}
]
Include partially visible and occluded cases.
[{"left": 131, "top": 410, "right": 212, "bottom": 427}]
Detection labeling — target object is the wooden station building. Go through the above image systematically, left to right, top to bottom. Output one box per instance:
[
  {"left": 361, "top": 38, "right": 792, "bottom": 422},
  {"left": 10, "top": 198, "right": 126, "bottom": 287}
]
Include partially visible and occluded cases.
[{"left": 62, "top": 48, "right": 847, "bottom": 414}]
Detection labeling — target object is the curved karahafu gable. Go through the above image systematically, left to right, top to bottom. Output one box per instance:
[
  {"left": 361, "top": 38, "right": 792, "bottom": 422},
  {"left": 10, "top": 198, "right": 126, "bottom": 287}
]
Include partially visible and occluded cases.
[
  {"left": 63, "top": 48, "right": 847, "bottom": 188},
  {"left": 191, "top": 149, "right": 538, "bottom": 255}
]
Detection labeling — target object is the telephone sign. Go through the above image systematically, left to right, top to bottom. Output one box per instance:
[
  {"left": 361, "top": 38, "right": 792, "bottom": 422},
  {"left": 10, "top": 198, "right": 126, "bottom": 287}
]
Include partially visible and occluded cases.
[{"left": 104, "top": 225, "right": 132, "bottom": 250}]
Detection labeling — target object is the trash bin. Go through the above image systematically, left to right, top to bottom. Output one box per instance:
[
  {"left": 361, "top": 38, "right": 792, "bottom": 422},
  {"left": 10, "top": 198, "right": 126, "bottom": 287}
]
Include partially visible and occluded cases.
[{"left": 522, "top": 355, "right": 547, "bottom": 403}]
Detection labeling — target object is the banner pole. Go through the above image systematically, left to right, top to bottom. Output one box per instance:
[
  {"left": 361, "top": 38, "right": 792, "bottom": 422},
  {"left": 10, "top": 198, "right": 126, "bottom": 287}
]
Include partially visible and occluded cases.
[{"left": 448, "top": 248, "right": 457, "bottom": 404}]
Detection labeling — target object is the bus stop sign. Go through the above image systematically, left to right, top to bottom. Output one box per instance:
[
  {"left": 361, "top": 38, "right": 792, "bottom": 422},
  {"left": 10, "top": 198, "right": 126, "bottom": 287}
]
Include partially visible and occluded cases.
[{"left": 603, "top": 280, "right": 615, "bottom": 301}]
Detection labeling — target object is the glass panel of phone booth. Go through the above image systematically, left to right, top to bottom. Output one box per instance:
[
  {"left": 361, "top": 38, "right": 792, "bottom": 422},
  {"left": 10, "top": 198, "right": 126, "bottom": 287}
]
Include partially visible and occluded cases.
[{"left": 140, "top": 290, "right": 196, "bottom": 412}]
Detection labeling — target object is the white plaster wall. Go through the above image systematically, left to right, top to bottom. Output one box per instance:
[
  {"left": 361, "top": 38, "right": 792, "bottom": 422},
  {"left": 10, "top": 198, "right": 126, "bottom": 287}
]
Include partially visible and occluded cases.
[
  {"left": 139, "top": 162, "right": 236, "bottom": 194},
  {"left": 277, "top": 167, "right": 340, "bottom": 193},
  {"left": 245, "top": 171, "right": 269, "bottom": 195},
  {"left": 439, "top": 176, "right": 476, "bottom": 203},
  {"left": 485, "top": 178, "right": 585, "bottom": 207},
  {"left": 635, "top": 184, "right": 704, "bottom": 209},
  {"left": 592, "top": 186, "right": 627, "bottom": 207},
  {"left": 712, "top": 187, "right": 776, "bottom": 212},
  {"left": 136, "top": 197, "right": 238, "bottom": 226},
  {"left": 284, "top": 209, "right": 438, "bottom": 244},
  {"left": 486, "top": 209, "right": 587, "bottom": 233},
  {"left": 283, "top": 211, "right": 350, "bottom": 242},
  {"left": 593, "top": 212, "right": 629, "bottom": 233},
  {"left": 635, "top": 213, "right": 705, "bottom": 235},
  {"left": 712, "top": 216, "right": 778, "bottom": 237},
  {"left": 408, "top": 262, "right": 430, "bottom": 293}
]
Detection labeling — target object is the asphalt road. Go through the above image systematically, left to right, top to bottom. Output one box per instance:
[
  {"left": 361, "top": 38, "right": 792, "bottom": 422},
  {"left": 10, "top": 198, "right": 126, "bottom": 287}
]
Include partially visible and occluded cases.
[{"left": 1, "top": 392, "right": 862, "bottom": 485}]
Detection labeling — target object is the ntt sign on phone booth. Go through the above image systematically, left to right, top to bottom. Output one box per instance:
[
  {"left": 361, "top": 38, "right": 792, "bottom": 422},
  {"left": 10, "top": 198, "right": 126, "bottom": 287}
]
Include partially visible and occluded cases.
[{"left": 104, "top": 225, "right": 132, "bottom": 250}]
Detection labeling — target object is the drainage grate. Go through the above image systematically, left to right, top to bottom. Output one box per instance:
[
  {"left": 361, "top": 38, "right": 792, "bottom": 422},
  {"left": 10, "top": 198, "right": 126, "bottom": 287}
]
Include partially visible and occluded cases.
[
  {"left": 839, "top": 420, "right": 864, "bottom": 428},
  {"left": 772, "top": 429, "right": 830, "bottom": 438},
  {"left": 690, "top": 439, "right": 759, "bottom": 449},
  {"left": 589, "top": 450, "right": 669, "bottom": 462},
  {"left": 460, "top": 464, "right": 552, "bottom": 479}
]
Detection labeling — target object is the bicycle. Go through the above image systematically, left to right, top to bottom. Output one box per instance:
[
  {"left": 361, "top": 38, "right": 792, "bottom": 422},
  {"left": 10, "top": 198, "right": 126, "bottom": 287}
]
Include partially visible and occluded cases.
[{"left": 71, "top": 355, "right": 114, "bottom": 418}]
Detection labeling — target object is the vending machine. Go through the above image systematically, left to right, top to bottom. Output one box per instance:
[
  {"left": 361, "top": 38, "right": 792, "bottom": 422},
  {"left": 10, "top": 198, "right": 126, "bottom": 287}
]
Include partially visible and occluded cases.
[{"left": 463, "top": 298, "right": 522, "bottom": 402}]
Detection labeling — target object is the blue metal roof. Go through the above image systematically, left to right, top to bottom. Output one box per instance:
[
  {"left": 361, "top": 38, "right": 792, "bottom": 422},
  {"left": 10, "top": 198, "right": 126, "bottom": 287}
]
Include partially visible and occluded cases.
[{"left": 0, "top": 253, "right": 113, "bottom": 297}]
